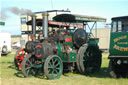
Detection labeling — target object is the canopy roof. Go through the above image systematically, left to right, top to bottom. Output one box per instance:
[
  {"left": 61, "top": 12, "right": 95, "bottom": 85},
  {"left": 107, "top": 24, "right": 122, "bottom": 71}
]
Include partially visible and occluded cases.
[
  {"left": 53, "top": 14, "right": 106, "bottom": 23},
  {"left": 112, "top": 16, "right": 128, "bottom": 21},
  {"left": 26, "top": 19, "right": 83, "bottom": 28}
]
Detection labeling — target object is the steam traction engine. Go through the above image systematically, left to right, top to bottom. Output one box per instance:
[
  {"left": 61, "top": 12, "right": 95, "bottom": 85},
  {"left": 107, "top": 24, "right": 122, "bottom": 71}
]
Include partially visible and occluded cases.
[{"left": 14, "top": 13, "right": 106, "bottom": 79}]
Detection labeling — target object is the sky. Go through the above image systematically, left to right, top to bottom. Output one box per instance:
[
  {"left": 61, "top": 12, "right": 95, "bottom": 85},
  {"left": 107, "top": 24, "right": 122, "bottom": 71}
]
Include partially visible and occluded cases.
[{"left": 0, "top": 0, "right": 128, "bottom": 35}]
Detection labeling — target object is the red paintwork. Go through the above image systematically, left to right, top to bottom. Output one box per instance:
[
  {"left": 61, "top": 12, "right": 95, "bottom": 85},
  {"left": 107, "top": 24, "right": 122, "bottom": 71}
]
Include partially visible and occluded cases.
[
  {"left": 30, "top": 36, "right": 34, "bottom": 40},
  {"left": 65, "top": 38, "right": 72, "bottom": 42},
  {"left": 35, "top": 45, "right": 42, "bottom": 58},
  {"left": 36, "top": 45, "right": 42, "bottom": 48},
  {"left": 16, "top": 49, "right": 25, "bottom": 68}
]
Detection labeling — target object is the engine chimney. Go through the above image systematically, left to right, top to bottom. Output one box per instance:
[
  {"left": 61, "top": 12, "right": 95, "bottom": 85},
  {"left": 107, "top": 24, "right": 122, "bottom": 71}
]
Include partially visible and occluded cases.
[
  {"left": 42, "top": 13, "right": 48, "bottom": 38},
  {"left": 31, "top": 15, "right": 36, "bottom": 41}
]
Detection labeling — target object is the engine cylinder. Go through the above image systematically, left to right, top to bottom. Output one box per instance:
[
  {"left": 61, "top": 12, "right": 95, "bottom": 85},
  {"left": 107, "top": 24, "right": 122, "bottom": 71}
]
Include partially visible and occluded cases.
[
  {"left": 25, "top": 41, "right": 37, "bottom": 53},
  {"left": 35, "top": 43, "right": 54, "bottom": 59}
]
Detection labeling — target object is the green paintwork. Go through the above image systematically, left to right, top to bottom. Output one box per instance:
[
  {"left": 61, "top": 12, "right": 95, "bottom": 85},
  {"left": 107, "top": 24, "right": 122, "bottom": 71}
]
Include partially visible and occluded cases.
[
  {"left": 75, "top": 16, "right": 106, "bottom": 22},
  {"left": 0, "top": 21, "right": 5, "bottom": 26},
  {"left": 109, "top": 32, "right": 128, "bottom": 56},
  {"left": 56, "top": 36, "right": 76, "bottom": 62},
  {"left": 88, "top": 39, "right": 99, "bottom": 45},
  {"left": 56, "top": 44, "right": 62, "bottom": 57},
  {"left": 61, "top": 52, "right": 76, "bottom": 62},
  {"left": 61, "top": 52, "right": 68, "bottom": 61},
  {"left": 69, "top": 52, "right": 76, "bottom": 62},
  {"left": 18, "top": 54, "right": 23, "bottom": 57},
  {"left": 46, "top": 56, "right": 62, "bottom": 79},
  {"left": 42, "top": 58, "right": 46, "bottom": 62},
  {"left": 34, "top": 64, "right": 42, "bottom": 68}
]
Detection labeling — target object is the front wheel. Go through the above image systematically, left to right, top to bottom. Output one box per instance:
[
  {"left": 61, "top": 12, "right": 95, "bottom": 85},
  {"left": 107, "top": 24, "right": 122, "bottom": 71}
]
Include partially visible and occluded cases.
[
  {"left": 21, "top": 54, "right": 36, "bottom": 77},
  {"left": 44, "top": 55, "right": 63, "bottom": 79}
]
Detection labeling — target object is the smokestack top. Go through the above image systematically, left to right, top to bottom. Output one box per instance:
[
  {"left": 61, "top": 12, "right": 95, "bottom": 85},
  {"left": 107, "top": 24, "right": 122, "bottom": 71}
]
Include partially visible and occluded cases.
[
  {"left": 42, "top": 13, "right": 49, "bottom": 17},
  {"left": 31, "top": 15, "right": 37, "bottom": 17}
]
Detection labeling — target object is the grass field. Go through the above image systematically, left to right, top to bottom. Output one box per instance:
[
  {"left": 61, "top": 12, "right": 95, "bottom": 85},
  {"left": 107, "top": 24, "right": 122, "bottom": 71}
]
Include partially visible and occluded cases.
[{"left": 0, "top": 52, "right": 128, "bottom": 85}]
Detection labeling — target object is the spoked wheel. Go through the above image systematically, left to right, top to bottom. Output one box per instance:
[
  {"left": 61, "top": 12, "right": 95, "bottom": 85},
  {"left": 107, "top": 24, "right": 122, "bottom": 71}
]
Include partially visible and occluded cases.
[
  {"left": 77, "top": 44, "right": 102, "bottom": 74},
  {"left": 14, "top": 48, "right": 26, "bottom": 69},
  {"left": 21, "top": 54, "right": 36, "bottom": 77},
  {"left": 44, "top": 55, "right": 63, "bottom": 79}
]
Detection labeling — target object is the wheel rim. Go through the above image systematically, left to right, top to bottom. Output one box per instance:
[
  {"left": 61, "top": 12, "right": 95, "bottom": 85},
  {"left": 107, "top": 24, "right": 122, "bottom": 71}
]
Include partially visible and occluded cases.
[
  {"left": 77, "top": 44, "right": 87, "bottom": 73},
  {"left": 79, "top": 44, "right": 88, "bottom": 73},
  {"left": 2, "top": 46, "right": 7, "bottom": 53},
  {"left": 3, "top": 47, "right": 7, "bottom": 52},
  {"left": 14, "top": 49, "right": 26, "bottom": 69},
  {"left": 76, "top": 50, "right": 81, "bottom": 73},
  {"left": 21, "top": 54, "right": 36, "bottom": 77},
  {"left": 44, "top": 55, "right": 63, "bottom": 79}
]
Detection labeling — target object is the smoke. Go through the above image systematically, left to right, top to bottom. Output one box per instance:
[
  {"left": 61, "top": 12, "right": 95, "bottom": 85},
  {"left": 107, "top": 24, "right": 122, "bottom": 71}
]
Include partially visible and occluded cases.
[
  {"left": 0, "top": 7, "right": 34, "bottom": 20},
  {"left": 8, "top": 7, "right": 34, "bottom": 15},
  {"left": 0, "top": 8, "right": 9, "bottom": 20}
]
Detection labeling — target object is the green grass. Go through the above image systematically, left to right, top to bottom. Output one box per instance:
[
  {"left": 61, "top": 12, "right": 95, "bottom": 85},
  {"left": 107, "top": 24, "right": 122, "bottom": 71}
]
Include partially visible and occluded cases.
[{"left": 0, "top": 53, "right": 128, "bottom": 85}]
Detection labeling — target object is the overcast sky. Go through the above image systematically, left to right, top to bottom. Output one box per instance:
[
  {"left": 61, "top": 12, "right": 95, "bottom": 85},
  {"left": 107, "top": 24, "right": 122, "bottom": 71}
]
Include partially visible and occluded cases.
[{"left": 0, "top": 0, "right": 128, "bottom": 35}]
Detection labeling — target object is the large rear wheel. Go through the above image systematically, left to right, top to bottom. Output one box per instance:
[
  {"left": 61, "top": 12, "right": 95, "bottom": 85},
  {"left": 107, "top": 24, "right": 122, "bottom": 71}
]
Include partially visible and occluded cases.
[
  {"left": 77, "top": 44, "right": 102, "bottom": 74},
  {"left": 44, "top": 55, "right": 63, "bottom": 79}
]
